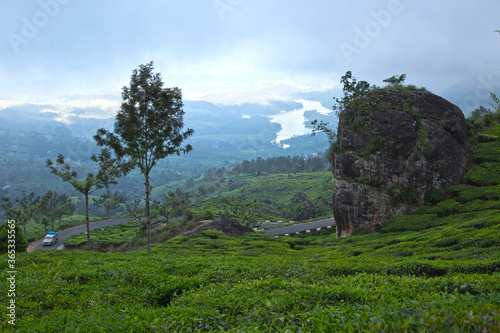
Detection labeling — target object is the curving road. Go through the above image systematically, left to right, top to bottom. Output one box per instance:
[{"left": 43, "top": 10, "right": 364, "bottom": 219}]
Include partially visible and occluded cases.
[
  {"left": 28, "top": 217, "right": 336, "bottom": 252},
  {"left": 29, "top": 217, "right": 132, "bottom": 252},
  {"left": 263, "top": 218, "right": 336, "bottom": 236}
]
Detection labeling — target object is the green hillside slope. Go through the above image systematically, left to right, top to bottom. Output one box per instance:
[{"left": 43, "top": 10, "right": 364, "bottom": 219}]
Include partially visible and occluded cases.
[
  {"left": 2, "top": 115, "right": 500, "bottom": 332},
  {"left": 189, "top": 171, "right": 334, "bottom": 222},
  {"left": 2, "top": 208, "right": 499, "bottom": 332}
]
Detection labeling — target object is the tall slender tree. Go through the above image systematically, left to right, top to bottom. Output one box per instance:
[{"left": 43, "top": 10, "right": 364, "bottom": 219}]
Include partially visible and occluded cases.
[
  {"left": 94, "top": 62, "right": 194, "bottom": 253},
  {"left": 46, "top": 149, "right": 132, "bottom": 250},
  {"left": 38, "top": 191, "right": 75, "bottom": 230}
]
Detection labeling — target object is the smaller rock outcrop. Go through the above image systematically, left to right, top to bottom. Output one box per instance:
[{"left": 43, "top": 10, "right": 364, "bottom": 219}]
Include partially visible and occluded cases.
[
  {"left": 229, "top": 181, "right": 249, "bottom": 191},
  {"left": 285, "top": 193, "right": 316, "bottom": 221},
  {"left": 183, "top": 218, "right": 254, "bottom": 237}
]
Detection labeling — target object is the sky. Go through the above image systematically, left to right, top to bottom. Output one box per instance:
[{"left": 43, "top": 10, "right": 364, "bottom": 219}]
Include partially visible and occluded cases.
[{"left": 1, "top": 0, "right": 500, "bottom": 116}]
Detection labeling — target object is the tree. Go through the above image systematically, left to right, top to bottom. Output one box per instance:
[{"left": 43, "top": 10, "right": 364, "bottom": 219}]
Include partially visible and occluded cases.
[
  {"left": 94, "top": 62, "right": 194, "bottom": 254},
  {"left": 312, "top": 71, "right": 373, "bottom": 146},
  {"left": 383, "top": 74, "right": 406, "bottom": 86},
  {"left": 491, "top": 93, "right": 500, "bottom": 114},
  {"left": 470, "top": 106, "right": 492, "bottom": 120},
  {"left": 46, "top": 149, "right": 132, "bottom": 250},
  {"left": 166, "top": 188, "right": 191, "bottom": 219},
  {"left": 93, "top": 190, "right": 125, "bottom": 218},
  {"left": 38, "top": 191, "right": 75, "bottom": 230},
  {"left": 1, "top": 192, "right": 41, "bottom": 241},
  {"left": 126, "top": 198, "right": 144, "bottom": 223},
  {"left": 39, "top": 216, "right": 50, "bottom": 234},
  {"left": 0, "top": 219, "right": 28, "bottom": 253}
]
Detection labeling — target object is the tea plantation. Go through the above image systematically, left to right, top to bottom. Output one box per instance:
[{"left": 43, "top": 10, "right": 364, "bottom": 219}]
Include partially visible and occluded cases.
[
  {"left": 2, "top": 127, "right": 500, "bottom": 332},
  {"left": 2, "top": 207, "right": 500, "bottom": 331}
]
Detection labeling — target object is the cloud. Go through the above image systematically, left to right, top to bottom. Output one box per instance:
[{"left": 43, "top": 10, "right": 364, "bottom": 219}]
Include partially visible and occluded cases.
[{"left": 0, "top": 0, "right": 499, "bottom": 110}]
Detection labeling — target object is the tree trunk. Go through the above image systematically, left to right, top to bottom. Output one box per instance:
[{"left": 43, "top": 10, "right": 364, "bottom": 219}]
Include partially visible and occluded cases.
[
  {"left": 145, "top": 172, "right": 151, "bottom": 254},
  {"left": 85, "top": 193, "right": 90, "bottom": 250}
]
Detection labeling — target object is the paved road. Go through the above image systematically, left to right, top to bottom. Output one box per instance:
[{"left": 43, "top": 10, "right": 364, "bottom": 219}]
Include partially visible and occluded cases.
[
  {"left": 29, "top": 217, "right": 132, "bottom": 252},
  {"left": 29, "top": 217, "right": 335, "bottom": 252},
  {"left": 264, "top": 218, "right": 335, "bottom": 236}
]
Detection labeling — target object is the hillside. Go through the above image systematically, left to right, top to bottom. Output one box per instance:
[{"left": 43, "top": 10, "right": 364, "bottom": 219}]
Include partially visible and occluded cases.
[
  {"left": 0, "top": 100, "right": 331, "bottom": 211},
  {"left": 3, "top": 104, "right": 500, "bottom": 332},
  {"left": 2, "top": 126, "right": 500, "bottom": 331},
  {"left": 60, "top": 171, "right": 334, "bottom": 250},
  {"left": 174, "top": 171, "right": 334, "bottom": 222},
  {"left": 2, "top": 202, "right": 499, "bottom": 332}
]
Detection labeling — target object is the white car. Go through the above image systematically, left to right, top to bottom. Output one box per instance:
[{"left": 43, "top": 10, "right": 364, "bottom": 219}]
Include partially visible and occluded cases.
[{"left": 42, "top": 231, "right": 58, "bottom": 246}]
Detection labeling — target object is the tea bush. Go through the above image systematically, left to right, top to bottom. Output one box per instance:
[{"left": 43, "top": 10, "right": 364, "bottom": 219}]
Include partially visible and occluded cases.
[
  {"left": 3, "top": 201, "right": 499, "bottom": 333},
  {"left": 64, "top": 220, "right": 140, "bottom": 248}
]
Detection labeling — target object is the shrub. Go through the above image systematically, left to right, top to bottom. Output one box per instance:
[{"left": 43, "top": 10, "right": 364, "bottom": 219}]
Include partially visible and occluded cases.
[
  {"left": 473, "top": 141, "right": 500, "bottom": 162},
  {"left": 465, "top": 162, "right": 500, "bottom": 186},
  {"left": 424, "top": 188, "right": 446, "bottom": 205},
  {"left": 434, "top": 199, "right": 462, "bottom": 217},
  {"left": 183, "top": 209, "right": 194, "bottom": 222},
  {"left": 378, "top": 214, "right": 437, "bottom": 233},
  {"left": 0, "top": 220, "right": 28, "bottom": 253},
  {"left": 351, "top": 228, "right": 371, "bottom": 236},
  {"left": 200, "top": 230, "right": 225, "bottom": 239},
  {"left": 388, "top": 261, "right": 447, "bottom": 277}
]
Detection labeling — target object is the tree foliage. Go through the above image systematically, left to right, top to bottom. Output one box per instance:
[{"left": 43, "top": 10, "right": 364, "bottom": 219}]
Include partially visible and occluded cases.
[
  {"left": 94, "top": 61, "right": 194, "bottom": 254},
  {"left": 311, "top": 71, "right": 429, "bottom": 155},
  {"left": 311, "top": 71, "right": 373, "bottom": 145},
  {"left": 383, "top": 74, "right": 407, "bottom": 86},
  {"left": 46, "top": 149, "right": 132, "bottom": 249},
  {"left": 153, "top": 188, "right": 191, "bottom": 221},
  {"left": 93, "top": 190, "right": 125, "bottom": 219},
  {"left": 1, "top": 191, "right": 41, "bottom": 241},
  {"left": 38, "top": 191, "right": 75, "bottom": 230},
  {"left": 126, "top": 198, "right": 144, "bottom": 224},
  {"left": 0, "top": 220, "right": 28, "bottom": 253}
]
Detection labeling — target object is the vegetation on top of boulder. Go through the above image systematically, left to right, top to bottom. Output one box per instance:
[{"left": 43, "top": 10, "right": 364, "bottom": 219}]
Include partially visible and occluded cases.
[{"left": 312, "top": 71, "right": 428, "bottom": 155}]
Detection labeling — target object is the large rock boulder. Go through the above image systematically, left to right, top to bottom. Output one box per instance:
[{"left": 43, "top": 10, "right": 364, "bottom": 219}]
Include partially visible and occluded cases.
[{"left": 331, "top": 89, "right": 467, "bottom": 236}]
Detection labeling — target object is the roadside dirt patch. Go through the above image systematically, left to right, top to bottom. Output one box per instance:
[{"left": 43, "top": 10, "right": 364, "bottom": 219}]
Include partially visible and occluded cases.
[{"left": 65, "top": 242, "right": 115, "bottom": 253}]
